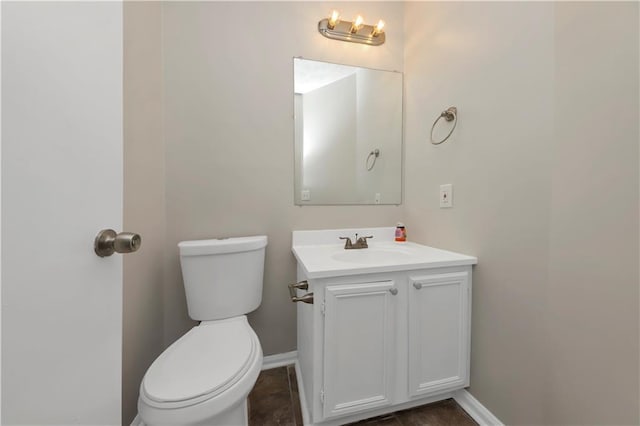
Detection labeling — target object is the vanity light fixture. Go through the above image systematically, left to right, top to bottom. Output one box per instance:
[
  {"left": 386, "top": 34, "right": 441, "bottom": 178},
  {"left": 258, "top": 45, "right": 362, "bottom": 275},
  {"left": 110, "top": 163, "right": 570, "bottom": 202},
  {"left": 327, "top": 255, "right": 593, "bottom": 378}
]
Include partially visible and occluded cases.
[
  {"left": 327, "top": 10, "right": 340, "bottom": 29},
  {"left": 318, "top": 11, "right": 386, "bottom": 46},
  {"left": 350, "top": 15, "right": 364, "bottom": 34},
  {"left": 372, "top": 20, "right": 385, "bottom": 37}
]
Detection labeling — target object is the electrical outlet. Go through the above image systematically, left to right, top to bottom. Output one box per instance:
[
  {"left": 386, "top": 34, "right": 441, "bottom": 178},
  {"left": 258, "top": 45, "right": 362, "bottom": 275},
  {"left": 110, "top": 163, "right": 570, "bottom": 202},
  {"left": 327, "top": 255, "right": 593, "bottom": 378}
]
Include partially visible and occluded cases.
[
  {"left": 440, "top": 184, "right": 453, "bottom": 208},
  {"left": 301, "top": 190, "right": 311, "bottom": 201},
  {"left": 375, "top": 193, "right": 381, "bottom": 204}
]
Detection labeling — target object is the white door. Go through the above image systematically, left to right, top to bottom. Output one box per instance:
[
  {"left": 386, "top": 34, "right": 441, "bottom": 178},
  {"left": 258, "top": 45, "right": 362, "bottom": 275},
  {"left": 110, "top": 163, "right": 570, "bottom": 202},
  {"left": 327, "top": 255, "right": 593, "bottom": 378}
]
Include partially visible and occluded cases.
[
  {"left": 2, "top": 2, "right": 123, "bottom": 424},
  {"left": 408, "top": 271, "right": 470, "bottom": 397},
  {"left": 323, "top": 281, "right": 396, "bottom": 419}
]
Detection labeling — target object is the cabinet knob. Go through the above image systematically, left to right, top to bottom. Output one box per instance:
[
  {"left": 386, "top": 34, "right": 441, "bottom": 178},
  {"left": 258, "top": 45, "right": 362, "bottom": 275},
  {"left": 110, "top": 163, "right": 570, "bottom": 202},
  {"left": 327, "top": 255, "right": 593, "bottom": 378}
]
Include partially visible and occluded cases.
[
  {"left": 413, "top": 282, "right": 423, "bottom": 290},
  {"left": 389, "top": 288, "right": 398, "bottom": 295}
]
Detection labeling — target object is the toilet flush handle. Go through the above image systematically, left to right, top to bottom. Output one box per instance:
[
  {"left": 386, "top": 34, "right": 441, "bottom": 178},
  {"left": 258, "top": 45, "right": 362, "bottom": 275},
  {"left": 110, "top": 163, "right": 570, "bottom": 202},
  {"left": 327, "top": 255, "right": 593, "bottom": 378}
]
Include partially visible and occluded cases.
[{"left": 94, "top": 229, "right": 142, "bottom": 257}]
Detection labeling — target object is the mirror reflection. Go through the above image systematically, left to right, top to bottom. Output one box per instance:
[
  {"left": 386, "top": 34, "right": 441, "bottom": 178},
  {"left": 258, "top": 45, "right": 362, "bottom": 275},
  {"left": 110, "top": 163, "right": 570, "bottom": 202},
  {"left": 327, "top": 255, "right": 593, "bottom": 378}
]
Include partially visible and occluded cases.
[{"left": 294, "top": 58, "right": 403, "bottom": 205}]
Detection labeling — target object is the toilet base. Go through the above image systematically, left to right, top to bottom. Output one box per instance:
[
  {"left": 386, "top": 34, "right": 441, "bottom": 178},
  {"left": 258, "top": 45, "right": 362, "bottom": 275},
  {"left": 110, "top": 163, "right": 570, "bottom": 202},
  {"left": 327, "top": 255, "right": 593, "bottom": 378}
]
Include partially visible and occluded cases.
[
  {"left": 204, "top": 399, "right": 248, "bottom": 426},
  {"left": 139, "top": 400, "right": 248, "bottom": 426}
]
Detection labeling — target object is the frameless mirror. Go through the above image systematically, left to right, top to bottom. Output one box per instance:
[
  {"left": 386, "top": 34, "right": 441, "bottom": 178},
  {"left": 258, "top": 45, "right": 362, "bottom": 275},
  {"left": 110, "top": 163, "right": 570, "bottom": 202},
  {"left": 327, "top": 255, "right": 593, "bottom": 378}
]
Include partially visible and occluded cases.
[{"left": 294, "top": 58, "right": 403, "bottom": 205}]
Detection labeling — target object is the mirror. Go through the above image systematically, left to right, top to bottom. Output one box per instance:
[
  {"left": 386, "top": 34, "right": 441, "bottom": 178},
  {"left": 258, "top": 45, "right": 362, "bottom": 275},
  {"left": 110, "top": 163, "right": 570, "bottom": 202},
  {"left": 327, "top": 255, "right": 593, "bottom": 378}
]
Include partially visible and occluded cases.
[{"left": 294, "top": 58, "right": 403, "bottom": 205}]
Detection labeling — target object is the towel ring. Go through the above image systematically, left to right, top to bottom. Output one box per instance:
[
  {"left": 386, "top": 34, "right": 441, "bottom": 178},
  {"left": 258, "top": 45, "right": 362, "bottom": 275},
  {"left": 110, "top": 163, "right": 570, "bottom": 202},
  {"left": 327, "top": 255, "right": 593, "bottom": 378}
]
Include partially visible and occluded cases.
[
  {"left": 430, "top": 107, "right": 458, "bottom": 145},
  {"left": 366, "top": 149, "right": 380, "bottom": 171}
]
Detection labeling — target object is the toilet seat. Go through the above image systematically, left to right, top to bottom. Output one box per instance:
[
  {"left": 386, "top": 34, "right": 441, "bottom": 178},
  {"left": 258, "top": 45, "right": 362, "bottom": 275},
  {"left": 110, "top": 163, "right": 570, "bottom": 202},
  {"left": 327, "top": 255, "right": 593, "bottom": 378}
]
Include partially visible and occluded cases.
[{"left": 141, "top": 316, "right": 259, "bottom": 410}]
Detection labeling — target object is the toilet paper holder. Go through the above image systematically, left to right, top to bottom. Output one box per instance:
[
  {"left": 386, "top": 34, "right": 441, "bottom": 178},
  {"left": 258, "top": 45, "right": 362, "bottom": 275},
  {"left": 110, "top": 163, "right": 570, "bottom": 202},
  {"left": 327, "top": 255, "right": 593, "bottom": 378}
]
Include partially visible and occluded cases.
[{"left": 288, "top": 281, "right": 314, "bottom": 304}]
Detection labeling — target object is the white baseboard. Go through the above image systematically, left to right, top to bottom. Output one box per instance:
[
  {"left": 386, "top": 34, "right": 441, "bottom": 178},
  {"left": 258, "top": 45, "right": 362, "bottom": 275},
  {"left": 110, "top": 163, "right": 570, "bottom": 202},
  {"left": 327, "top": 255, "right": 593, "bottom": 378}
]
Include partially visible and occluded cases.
[
  {"left": 261, "top": 350, "right": 298, "bottom": 370},
  {"left": 453, "top": 389, "right": 504, "bottom": 426}
]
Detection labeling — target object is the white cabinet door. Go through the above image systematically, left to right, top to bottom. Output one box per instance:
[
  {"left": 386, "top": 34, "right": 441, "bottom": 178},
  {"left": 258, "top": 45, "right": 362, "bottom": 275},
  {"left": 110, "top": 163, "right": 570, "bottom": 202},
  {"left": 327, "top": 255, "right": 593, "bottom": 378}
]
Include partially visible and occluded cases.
[
  {"left": 408, "top": 272, "right": 470, "bottom": 397},
  {"left": 323, "top": 281, "right": 397, "bottom": 419}
]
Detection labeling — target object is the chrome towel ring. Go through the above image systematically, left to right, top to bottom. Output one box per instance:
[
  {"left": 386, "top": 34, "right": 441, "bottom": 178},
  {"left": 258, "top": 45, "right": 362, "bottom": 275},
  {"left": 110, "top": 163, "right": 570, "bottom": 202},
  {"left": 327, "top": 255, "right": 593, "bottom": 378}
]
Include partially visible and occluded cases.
[
  {"left": 430, "top": 106, "right": 458, "bottom": 145},
  {"left": 366, "top": 149, "right": 380, "bottom": 171}
]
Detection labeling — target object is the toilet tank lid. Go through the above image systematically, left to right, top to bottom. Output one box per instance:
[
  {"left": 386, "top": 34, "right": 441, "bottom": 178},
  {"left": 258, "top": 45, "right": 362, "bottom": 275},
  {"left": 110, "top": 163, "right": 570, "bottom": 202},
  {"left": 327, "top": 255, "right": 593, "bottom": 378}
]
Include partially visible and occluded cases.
[{"left": 179, "top": 235, "right": 267, "bottom": 256}]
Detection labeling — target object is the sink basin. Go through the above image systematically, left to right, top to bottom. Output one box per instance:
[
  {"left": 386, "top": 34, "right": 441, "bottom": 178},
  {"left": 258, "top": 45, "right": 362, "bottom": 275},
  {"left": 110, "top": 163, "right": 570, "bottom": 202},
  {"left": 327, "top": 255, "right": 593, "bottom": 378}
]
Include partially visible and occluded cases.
[
  {"left": 291, "top": 227, "right": 477, "bottom": 279},
  {"left": 331, "top": 248, "right": 415, "bottom": 264}
]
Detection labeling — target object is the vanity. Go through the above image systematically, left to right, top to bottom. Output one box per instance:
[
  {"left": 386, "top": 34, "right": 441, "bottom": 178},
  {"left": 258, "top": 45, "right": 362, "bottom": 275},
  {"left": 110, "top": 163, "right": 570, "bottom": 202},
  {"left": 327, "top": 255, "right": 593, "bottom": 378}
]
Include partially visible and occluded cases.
[{"left": 291, "top": 227, "right": 477, "bottom": 425}]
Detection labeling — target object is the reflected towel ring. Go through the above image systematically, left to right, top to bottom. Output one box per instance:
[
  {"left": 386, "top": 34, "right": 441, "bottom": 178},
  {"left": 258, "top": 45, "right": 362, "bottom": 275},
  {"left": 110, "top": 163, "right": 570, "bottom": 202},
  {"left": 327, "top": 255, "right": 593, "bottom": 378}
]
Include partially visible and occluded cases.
[
  {"left": 430, "top": 107, "right": 458, "bottom": 145},
  {"left": 366, "top": 149, "right": 380, "bottom": 171}
]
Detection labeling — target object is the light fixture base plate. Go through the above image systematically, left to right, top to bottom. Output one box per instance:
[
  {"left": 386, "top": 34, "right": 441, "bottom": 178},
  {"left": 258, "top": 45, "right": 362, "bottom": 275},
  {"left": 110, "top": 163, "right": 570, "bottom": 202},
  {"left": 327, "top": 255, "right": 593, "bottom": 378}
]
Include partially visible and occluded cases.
[{"left": 318, "top": 18, "right": 386, "bottom": 46}]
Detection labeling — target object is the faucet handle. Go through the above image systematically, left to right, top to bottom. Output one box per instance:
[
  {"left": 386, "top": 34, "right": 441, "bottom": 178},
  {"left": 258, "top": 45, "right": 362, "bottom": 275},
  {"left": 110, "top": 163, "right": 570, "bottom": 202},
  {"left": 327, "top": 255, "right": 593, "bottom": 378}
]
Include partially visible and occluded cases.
[
  {"left": 355, "top": 235, "right": 373, "bottom": 248},
  {"left": 339, "top": 236, "right": 353, "bottom": 248}
]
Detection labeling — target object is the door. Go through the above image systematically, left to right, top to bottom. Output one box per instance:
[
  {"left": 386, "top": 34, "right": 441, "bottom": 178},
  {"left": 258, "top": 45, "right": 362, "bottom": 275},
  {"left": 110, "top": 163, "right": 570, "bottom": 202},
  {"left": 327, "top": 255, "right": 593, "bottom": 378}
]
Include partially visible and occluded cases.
[
  {"left": 2, "top": 2, "right": 123, "bottom": 424},
  {"left": 408, "top": 271, "right": 470, "bottom": 397},
  {"left": 322, "top": 281, "right": 396, "bottom": 419}
]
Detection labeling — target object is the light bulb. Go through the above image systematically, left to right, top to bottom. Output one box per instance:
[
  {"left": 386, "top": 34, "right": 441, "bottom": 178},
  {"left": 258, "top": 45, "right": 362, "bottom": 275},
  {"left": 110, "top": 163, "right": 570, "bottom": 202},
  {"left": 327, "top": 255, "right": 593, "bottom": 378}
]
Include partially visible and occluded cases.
[
  {"left": 328, "top": 10, "right": 340, "bottom": 29},
  {"left": 350, "top": 15, "right": 364, "bottom": 33},
  {"left": 372, "top": 20, "right": 385, "bottom": 37}
]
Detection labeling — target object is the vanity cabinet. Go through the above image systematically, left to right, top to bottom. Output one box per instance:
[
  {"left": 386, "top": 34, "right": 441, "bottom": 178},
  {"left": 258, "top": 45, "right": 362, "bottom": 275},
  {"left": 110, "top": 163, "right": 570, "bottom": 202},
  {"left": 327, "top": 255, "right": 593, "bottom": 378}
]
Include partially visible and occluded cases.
[
  {"left": 292, "top": 227, "right": 477, "bottom": 425},
  {"left": 295, "top": 267, "right": 472, "bottom": 425},
  {"left": 408, "top": 272, "right": 469, "bottom": 397},
  {"left": 322, "top": 281, "right": 397, "bottom": 419}
]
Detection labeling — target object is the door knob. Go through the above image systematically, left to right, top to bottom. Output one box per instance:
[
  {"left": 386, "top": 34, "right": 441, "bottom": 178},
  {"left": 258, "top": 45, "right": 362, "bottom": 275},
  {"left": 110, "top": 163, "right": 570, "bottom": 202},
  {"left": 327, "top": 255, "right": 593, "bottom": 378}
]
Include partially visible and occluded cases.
[{"left": 94, "top": 229, "right": 142, "bottom": 257}]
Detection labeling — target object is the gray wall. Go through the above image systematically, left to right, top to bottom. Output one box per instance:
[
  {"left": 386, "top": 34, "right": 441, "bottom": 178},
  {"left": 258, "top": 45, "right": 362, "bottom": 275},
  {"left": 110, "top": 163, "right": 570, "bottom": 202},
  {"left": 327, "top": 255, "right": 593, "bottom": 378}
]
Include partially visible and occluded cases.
[
  {"left": 123, "top": 2, "right": 639, "bottom": 425},
  {"left": 161, "top": 2, "right": 405, "bottom": 354},
  {"left": 403, "top": 2, "right": 639, "bottom": 424},
  {"left": 123, "top": 3, "right": 164, "bottom": 425},
  {"left": 548, "top": 3, "right": 639, "bottom": 424}
]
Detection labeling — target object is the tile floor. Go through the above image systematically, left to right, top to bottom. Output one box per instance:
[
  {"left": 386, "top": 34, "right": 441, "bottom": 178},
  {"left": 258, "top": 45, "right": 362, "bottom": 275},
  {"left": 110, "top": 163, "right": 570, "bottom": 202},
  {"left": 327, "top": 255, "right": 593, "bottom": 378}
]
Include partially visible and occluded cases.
[{"left": 248, "top": 366, "right": 478, "bottom": 426}]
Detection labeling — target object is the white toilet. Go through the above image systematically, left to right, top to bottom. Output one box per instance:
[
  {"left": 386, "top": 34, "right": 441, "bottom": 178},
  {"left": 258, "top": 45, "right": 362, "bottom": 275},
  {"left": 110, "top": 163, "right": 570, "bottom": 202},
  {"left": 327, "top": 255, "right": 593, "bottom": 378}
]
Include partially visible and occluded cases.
[{"left": 138, "top": 236, "right": 267, "bottom": 426}]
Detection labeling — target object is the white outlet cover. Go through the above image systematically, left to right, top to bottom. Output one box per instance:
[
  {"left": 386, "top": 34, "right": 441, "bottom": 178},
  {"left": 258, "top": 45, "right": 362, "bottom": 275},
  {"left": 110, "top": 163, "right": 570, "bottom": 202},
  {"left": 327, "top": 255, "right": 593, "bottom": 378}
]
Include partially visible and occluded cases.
[
  {"left": 440, "top": 184, "right": 453, "bottom": 208},
  {"left": 301, "top": 190, "right": 311, "bottom": 201}
]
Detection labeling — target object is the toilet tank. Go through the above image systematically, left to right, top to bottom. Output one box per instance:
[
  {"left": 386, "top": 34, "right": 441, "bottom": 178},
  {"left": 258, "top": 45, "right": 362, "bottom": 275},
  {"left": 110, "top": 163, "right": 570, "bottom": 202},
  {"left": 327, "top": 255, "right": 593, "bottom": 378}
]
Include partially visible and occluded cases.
[{"left": 178, "top": 236, "right": 267, "bottom": 321}]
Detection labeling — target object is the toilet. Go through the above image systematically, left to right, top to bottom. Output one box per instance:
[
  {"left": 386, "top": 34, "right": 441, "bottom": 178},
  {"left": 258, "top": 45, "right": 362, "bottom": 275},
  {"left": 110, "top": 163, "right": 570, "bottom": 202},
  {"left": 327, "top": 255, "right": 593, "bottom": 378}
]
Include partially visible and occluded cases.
[{"left": 137, "top": 236, "right": 267, "bottom": 426}]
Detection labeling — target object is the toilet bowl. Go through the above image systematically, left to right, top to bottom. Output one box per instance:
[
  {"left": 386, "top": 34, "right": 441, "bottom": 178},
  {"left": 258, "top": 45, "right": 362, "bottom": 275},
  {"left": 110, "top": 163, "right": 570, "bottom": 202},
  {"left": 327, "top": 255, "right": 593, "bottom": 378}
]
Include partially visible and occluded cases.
[
  {"left": 137, "top": 236, "right": 267, "bottom": 426},
  {"left": 138, "top": 317, "right": 262, "bottom": 425}
]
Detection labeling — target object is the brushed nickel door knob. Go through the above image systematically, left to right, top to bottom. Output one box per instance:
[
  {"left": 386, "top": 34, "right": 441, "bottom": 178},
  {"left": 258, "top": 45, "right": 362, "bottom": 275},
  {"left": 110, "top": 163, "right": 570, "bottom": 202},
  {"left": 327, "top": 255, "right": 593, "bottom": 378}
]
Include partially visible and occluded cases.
[{"left": 94, "top": 229, "right": 142, "bottom": 257}]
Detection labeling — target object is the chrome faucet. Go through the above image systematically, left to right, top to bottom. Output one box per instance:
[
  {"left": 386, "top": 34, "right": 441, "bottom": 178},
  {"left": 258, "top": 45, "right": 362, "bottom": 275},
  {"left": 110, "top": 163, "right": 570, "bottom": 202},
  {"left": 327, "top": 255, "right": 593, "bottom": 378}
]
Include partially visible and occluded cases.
[{"left": 339, "top": 233, "right": 373, "bottom": 250}]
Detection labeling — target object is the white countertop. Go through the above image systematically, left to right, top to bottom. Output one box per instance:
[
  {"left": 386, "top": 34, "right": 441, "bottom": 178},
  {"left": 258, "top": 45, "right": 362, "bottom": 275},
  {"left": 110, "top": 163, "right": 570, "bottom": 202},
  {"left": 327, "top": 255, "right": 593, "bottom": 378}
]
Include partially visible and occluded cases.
[{"left": 292, "top": 228, "right": 477, "bottom": 279}]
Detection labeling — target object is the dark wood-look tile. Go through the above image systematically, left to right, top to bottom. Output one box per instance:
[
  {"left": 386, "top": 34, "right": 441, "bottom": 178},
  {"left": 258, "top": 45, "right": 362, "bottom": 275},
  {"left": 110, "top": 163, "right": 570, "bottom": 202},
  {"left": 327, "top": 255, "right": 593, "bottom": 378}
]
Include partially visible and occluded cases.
[
  {"left": 287, "top": 365, "right": 304, "bottom": 426},
  {"left": 248, "top": 367, "right": 295, "bottom": 426},
  {"left": 248, "top": 368, "right": 476, "bottom": 426},
  {"left": 394, "top": 399, "right": 477, "bottom": 426},
  {"left": 349, "top": 414, "right": 403, "bottom": 425}
]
